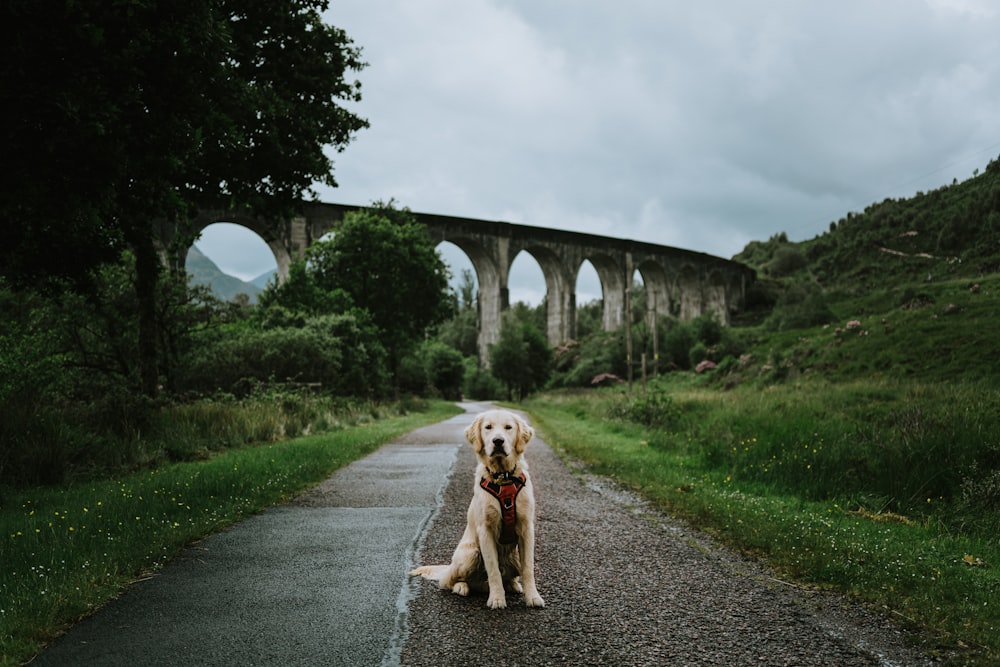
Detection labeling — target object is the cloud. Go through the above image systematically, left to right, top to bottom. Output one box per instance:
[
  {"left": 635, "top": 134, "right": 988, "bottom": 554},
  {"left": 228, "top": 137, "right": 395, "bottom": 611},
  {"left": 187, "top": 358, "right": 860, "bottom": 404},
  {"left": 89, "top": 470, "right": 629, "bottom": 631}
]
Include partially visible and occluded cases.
[{"left": 200, "top": 1, "right": 1000, "bottom": 305}]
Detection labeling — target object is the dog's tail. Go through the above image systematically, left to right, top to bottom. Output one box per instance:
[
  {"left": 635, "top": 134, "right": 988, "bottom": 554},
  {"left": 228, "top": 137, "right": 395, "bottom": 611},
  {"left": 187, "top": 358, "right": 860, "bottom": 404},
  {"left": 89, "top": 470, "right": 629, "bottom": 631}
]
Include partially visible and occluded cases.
[{"left": 408, "top": 564, "right": 449, "bottom": 581}]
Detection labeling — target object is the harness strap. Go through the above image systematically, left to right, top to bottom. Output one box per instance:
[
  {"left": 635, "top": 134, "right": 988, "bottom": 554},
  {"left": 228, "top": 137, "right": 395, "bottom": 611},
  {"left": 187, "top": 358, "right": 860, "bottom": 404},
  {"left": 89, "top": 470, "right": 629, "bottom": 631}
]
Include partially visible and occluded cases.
[{"left": 479, "top": 474, "right": 526, "bottom": 545}]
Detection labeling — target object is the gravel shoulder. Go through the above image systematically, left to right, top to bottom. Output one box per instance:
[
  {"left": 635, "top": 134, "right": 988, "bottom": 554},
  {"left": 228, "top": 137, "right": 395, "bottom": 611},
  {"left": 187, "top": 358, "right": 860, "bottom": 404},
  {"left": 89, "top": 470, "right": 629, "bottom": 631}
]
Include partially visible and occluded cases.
[{"left": 402, "top": 414, "right": 935, "bottom": 667}]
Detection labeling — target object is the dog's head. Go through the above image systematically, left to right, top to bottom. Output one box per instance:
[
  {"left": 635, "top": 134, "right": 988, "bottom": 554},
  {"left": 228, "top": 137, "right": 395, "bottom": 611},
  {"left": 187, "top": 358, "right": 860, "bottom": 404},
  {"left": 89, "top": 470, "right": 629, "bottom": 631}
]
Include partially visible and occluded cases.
[{"left": 465, "top": 409, "right": 534, "bottom": 471}]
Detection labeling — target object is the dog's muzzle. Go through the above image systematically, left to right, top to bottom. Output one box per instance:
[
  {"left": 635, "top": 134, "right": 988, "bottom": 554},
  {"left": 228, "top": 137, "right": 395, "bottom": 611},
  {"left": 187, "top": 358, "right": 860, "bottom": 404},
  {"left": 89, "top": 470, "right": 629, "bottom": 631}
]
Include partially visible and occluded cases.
[{"left": 490, "top": 438, "right": 507, "bottom": 457}]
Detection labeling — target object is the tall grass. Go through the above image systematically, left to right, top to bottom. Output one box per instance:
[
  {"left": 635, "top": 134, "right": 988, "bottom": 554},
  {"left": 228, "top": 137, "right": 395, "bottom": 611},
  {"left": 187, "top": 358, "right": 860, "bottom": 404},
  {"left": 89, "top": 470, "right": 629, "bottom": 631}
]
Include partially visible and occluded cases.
[
  {"left": 600, "top": 380, "right": 1000, "bottom": 529},
  {"left": 524, "top": 382, "right": 1000, "bottom": 664},
  {"left": 0, "top": 387, "right": 412, "bottom": 489},
  {"left": 0, "top": 400, "right": 461, "bottom": 667}
]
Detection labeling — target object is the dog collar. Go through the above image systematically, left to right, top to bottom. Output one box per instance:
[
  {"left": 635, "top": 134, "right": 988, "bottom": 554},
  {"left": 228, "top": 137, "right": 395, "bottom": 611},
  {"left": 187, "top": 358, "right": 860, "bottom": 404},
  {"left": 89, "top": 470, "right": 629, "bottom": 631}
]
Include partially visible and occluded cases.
[{"left": 479, "top": 473, "right": 526, "bottom": 545}]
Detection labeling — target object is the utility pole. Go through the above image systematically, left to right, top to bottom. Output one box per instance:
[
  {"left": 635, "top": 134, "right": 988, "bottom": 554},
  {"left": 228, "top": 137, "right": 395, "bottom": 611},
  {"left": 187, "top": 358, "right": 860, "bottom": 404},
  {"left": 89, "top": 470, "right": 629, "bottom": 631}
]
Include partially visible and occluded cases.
[{"left": 625, "top": 258, "right": 633, "bottom": 392}]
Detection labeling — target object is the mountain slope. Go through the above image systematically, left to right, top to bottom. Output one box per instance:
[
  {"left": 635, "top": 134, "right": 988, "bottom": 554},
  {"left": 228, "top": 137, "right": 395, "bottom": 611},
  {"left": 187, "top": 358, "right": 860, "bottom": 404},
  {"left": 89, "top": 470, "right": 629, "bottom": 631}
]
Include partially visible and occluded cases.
[
  {"left": 735, "top": 153, "right": 1000, "bottom": 289},
  {"left": 185, "top": 245, "right": 263, "bottom": 304}
]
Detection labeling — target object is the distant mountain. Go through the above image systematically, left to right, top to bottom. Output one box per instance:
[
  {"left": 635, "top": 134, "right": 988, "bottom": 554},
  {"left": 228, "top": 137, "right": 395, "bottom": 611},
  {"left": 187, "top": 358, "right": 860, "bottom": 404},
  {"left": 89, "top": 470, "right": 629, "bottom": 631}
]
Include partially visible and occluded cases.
[
  {"left": 185, "top": 245, "right": 263, "bottom": 304},
  {"left": 250, "top": 269, "right": 278, "bottom": 290}
]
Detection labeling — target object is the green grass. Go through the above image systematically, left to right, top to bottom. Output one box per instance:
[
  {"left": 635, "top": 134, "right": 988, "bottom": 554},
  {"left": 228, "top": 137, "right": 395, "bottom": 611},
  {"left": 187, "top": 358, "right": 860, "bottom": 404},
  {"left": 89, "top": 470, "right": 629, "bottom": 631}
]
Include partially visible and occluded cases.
[
  {"left": 747, "top": 275, "right": 1000, "bottom": 387},
  {"left": 524, "top": 384, "right": 1000, "bottom": 665},
  {"left": 0, "top": 400, "right": 462, "bottom": 667}
]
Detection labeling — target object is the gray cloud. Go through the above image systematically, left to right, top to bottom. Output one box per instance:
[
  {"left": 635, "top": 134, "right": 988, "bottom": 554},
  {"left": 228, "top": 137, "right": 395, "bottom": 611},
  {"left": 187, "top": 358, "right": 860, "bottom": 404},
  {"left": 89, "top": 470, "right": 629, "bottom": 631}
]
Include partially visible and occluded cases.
[{"left": 199, "top": 0, "right": 1000, "bottom": 304}]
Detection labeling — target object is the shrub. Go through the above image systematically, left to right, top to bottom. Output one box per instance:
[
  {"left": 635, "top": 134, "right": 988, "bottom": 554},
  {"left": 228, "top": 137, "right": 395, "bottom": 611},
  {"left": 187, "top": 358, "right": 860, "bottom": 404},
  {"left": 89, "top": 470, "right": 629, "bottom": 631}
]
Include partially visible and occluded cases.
[
  {"left": 767, "top": 245, "right": 808, "bottom": 277},
  {"left": 764, "top": 285, "right": 836, "bottom": 331},
  {"left": 176, "top": 312, "right": 388, "bottom": 397},
  {"left": 691, "top": 313, "right": 723, "bottom": 346},
  {"left": 662, "top": 322, "right": 696, "bottom": 369},
  {"left": 547, "top": 330, "right": 627, "bottom": 387},
  {"left": 398, "top": 340, "right": 465, "bottom": 399},
  {"left": 689, "top": 341, "right": 709, "bottom": 368},
  {"left": 424, "top": 342, "right": 465, "bottom": 399},
  {"left": 463, "top": 358, "right": 504, "bottom": 400},
  {"left": 607, "top": 387, "right": 681, "bottom": 430}
]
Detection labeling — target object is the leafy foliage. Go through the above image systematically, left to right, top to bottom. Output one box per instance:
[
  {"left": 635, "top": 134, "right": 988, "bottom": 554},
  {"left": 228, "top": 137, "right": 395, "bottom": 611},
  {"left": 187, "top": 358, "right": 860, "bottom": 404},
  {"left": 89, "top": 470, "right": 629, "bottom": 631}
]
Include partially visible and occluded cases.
[
  {"left": 0, "top": 1, "right": 369, "bottom": 395},
  {"left": 301, "top": 202, "right": 453, "bottom": 372},
  {"left": 489, "top": 311, "right": 552, "bottom": 400},
  {"left": 176, "top": 313, "right": 388, "bottom": 397},
  {"left": 549, "top": 331, "right": 628, "bottom": 387},
  {"left": 397, "top": 340, "right": 466, "bottom": 399},
  {"left": 607, "top": 387, "right": 681, "bottom": 430}
]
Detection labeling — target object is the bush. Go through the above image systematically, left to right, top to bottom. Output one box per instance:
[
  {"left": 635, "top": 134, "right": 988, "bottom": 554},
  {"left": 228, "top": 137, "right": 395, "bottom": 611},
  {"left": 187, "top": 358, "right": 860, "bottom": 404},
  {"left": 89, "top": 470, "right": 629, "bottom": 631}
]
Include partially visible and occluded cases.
[
  {"left": 767, "top": 245, "right": 808, "bottom": 277},
  {"left": 764, "top": 285, "right": 836, "bottom": 331},
  {"left": 176, "top": 312, "right": 389, "bottom": 397},
  {"left": 691, "top": 313, "right": 723, "bottom": 346},
  {"left": 489, "top": 315, "right": 551, "bottom": 400},
  {"left": 662, "top": 322, "right": 696, "bottom": 369},
  {"left": 547, "top": 331, "right": 627, "bottom": 387},
  {"left": 398, "top": 340, "right": 465, "bottom": 399},
  {"left": 689, "top": 341, "right": 709, "bottom": 368},
  {"left": 424, "top": 342, "right": 465, "bottom": 399},
  {"left": 463, "top": 359, "right": 504, "bottom": 400},
  {"left": 607, "top": 387, "right": 681, "bottom": 430}
]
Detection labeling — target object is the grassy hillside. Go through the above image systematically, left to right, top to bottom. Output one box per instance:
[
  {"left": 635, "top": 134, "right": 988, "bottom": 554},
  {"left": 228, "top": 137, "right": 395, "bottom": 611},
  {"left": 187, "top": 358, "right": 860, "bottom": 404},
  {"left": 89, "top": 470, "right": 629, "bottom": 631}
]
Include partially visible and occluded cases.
[
  {"left": 727, "top": 153, "right": 1000, "bottom": 389},
  {"left": 736, "top": 153, "right": 1000, "bottom": 289}
]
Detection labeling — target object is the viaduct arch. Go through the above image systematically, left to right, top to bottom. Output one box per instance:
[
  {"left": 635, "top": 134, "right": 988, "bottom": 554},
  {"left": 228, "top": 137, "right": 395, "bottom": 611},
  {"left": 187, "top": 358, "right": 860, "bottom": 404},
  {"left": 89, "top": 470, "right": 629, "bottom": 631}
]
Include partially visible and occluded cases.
[{"left": 165, "top": 202, "right": 756, "bottom": 364}]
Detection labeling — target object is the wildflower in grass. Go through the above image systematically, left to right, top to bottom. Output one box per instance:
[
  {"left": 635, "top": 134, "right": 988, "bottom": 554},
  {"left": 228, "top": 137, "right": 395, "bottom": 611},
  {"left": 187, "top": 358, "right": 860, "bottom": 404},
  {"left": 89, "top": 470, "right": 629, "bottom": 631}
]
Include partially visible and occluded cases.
[{"left": 963, "top": 554, "right": 987, "bottom": 567}]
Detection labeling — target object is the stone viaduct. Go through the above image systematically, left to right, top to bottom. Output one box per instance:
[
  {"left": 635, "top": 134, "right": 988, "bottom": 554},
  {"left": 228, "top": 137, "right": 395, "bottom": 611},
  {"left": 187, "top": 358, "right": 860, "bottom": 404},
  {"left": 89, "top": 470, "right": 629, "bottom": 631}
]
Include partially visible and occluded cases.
[{"left": 165, "top": 202, "right": 756, "bottom": 364}]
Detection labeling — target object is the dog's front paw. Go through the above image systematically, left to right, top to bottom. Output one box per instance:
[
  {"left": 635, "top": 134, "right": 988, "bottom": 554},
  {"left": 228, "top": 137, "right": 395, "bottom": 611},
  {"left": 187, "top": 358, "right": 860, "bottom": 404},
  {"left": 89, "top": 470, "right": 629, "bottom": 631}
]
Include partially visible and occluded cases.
[
  {"left": 451, "top": 582, "right": 470, "bottom": 597},
  {"left": 486, "top": 592, "right": 507, "bottom": 609},
  {"left": 524, "top": 592, "right": 545, "bottom": 608}
]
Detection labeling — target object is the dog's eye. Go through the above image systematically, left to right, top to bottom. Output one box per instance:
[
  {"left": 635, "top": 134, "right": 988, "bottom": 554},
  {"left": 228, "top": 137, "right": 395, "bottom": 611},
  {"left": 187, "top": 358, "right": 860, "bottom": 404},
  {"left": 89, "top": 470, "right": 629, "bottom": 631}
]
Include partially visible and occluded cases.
[
  {"left": 484, "top": 424, "right": 492, "bottom": 430},
  {"left": 504, "top": 424, "right": 513, "bottom": 430}
]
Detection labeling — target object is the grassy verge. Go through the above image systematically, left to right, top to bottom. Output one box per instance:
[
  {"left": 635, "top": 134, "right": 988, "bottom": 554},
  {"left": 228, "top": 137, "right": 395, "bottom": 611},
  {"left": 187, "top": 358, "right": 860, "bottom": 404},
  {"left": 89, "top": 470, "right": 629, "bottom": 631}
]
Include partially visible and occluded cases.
[
  {"left": 523, "top": 384, "right": 999, "bottom": 666},
  {"left": 0, "top": 400, "right": 462, "bottom": 667}
]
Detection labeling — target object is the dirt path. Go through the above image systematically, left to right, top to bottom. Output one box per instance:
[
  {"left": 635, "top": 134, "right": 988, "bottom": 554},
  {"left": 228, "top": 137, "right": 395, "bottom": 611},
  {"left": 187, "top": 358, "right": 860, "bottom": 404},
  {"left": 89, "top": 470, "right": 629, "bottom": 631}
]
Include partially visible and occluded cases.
[{"left": 402, "top": 415, "right": 933, "bottom": 666}]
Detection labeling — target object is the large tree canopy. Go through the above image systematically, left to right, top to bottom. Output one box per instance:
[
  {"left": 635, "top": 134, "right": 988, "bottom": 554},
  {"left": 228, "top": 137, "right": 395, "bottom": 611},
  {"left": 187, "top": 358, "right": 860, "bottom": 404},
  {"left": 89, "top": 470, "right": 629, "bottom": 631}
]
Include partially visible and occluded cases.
[
  {"left": 0, "top": 0, "right": 368, "bottom": 394},
  {"left": 1, "top": 0, "right": 367, "bottom": 279},
  {"left": 296, "top": 203, "right": 453, "bottom": 376}
]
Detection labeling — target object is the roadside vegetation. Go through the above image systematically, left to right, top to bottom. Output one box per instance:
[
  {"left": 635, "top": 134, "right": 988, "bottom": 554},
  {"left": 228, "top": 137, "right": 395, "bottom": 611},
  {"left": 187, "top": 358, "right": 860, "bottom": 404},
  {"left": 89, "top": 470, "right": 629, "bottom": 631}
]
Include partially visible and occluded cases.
[
  {"left": 525, "top": 377, "right": 999, "bottom": 664},
  {"left": 0, "top": 400, "right": 460, "bottom": 666}
]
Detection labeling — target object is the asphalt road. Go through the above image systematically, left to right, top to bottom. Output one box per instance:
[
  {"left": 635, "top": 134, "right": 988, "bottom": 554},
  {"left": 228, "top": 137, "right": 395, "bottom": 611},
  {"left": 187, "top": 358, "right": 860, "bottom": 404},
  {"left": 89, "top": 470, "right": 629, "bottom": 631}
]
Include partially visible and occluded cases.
[{"left": 30, "top": 402, "right": 933, "bottom": 666}]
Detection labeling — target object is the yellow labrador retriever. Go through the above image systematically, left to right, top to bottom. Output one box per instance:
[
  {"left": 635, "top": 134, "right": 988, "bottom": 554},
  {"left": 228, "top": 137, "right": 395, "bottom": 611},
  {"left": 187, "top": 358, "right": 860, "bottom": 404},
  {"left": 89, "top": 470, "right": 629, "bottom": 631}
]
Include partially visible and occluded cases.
[{"left": 410, "top": 409, "right": 544, "bottom": 609}]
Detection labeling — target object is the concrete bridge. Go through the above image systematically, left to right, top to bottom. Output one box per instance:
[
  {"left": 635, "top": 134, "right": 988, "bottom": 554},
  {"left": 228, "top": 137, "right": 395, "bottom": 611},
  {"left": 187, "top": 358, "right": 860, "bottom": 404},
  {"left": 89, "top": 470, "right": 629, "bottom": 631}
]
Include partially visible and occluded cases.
[{"left": 165, "top": 202, "right": 755, "bottom": 364}]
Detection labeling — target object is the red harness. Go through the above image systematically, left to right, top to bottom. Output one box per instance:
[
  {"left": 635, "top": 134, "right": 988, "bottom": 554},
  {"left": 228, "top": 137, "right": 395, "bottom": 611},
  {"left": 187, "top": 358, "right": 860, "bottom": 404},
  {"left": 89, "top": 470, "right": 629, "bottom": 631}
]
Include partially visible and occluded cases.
[{"left": 479, "top": 473, "right": 526, "bottom": 545}]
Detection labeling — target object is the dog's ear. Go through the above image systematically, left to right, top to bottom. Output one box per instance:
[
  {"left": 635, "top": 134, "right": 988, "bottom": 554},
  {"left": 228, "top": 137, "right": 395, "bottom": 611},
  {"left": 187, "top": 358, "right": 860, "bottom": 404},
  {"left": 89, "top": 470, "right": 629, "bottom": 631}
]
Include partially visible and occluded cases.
[
  {"left": 465, "top": 414, "right": 484, "bottom": 453},
  {"left": 514, "top": 415, "right": 534, "bottom": 454}
]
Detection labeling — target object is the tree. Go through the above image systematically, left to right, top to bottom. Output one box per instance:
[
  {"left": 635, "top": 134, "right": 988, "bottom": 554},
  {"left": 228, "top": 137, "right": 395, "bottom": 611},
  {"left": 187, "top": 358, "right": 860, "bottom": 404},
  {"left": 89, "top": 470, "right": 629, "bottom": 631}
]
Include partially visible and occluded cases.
[
  {"left": 0, "top": 1, "right": 368, "bottom": 396},
  {"left": 306, "top": 202, "right": 453, "bottom": 379},
  {"left": 257, "top": 261, "right": 355, "bottom": 316},
  {"left": 434, "top": 269, "right": 479, "bottom": 358},
  {"left": 489, "top": 312, "right": 551, "bottom": 400}
]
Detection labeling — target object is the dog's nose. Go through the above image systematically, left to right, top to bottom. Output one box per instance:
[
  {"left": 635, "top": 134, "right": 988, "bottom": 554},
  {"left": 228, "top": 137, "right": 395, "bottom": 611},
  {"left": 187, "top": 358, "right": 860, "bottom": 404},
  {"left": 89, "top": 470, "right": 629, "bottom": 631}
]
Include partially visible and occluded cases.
[{"left": 491, "top": 437, "right": 505, "bottom": 455}]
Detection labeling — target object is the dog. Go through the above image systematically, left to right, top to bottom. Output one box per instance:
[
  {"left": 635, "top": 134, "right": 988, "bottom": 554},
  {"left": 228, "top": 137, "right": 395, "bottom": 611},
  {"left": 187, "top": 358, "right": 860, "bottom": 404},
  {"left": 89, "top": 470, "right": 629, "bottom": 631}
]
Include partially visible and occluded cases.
[{"left": 409, "top": 409, "right": 544, "bottom": 609}]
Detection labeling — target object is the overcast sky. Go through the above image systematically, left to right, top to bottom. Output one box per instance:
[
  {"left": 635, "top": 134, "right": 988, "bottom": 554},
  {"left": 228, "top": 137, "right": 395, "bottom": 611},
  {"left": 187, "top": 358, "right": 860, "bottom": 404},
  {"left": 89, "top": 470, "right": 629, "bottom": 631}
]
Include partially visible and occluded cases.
[{"left": 196, "top": 0, "right": 1000, "bottom": 304}]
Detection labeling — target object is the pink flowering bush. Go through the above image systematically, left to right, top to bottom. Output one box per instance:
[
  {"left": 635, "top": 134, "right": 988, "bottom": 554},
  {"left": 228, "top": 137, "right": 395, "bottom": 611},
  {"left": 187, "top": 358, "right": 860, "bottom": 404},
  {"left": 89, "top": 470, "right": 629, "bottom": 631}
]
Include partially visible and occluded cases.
[
  {"left": 835, "top": 319, "right": 868, "bottom": 338},
  {"left": 695, "top": 359, "right": 718, "bottom": 373}
]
